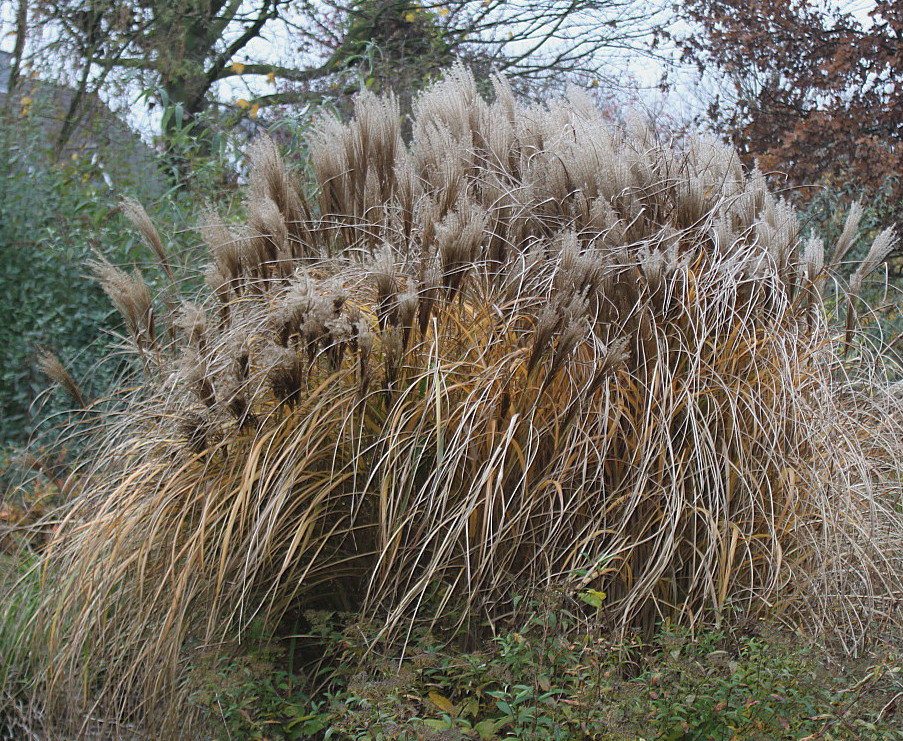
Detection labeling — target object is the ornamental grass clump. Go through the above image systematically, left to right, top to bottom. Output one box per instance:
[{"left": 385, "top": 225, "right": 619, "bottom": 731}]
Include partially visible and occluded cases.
[{"left": 26, "top": 68, "right": 903, "bottom": 732}]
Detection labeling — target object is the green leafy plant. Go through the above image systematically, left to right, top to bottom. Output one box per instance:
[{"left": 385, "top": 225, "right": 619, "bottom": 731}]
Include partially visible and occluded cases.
[
  {"left": 191, "top": 605, "right": 902, "bottom": 741},
  {"left": 632, "top": 624, "right": 903, "bottom": 741},
  {"left": 188, "top": 649, "right": 328, "bottom": 740}
]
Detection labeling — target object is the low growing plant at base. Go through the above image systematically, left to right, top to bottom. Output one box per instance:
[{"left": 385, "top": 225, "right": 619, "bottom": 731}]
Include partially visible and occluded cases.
[
  {"left": 11, "top": 67, "right": 903, "bottom": 736},
  {"left": 186, "top": 604, "right": 903, "bottom": 740}
]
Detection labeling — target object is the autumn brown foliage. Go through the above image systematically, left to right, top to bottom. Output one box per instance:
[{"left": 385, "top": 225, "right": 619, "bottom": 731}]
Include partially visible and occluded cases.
[{"left": 681, "top": 0, "right": 902, "bottom": 208}]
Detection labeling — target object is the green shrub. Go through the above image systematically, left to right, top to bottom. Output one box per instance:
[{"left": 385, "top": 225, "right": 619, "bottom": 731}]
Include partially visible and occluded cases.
[
  {"left": 22, "top": 67, "right": 903, "bottom": 735},
  {"left": 0, "top": 128, "right": 121, "bottom": 447},
  {"left": 798, "top": 177, "right": 901, "bottom": 277},
  {"left": 187, "top": 604, "right": 903, "bottom": 740}
]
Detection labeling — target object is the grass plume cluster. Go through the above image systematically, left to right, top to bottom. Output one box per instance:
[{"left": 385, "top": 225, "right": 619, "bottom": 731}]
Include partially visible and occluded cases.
[{"left": 21, "top": 67, "right": 903, "bottom": 732}]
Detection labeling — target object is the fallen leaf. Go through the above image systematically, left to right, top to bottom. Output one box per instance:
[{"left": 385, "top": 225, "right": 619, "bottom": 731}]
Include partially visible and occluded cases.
[{"left": 428, "top": 690, "right": 457, "bottom": 715}]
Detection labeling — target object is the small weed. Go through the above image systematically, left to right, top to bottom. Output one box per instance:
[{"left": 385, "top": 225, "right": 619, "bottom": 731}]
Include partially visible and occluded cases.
[{"left": 188, "top": 648, "right": 327, "bottom": 740}]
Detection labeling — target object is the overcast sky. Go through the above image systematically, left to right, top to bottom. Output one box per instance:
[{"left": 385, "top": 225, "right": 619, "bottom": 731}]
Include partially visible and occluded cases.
[{"left": 0, "top": 0, "right": 880, "bottom": 142}]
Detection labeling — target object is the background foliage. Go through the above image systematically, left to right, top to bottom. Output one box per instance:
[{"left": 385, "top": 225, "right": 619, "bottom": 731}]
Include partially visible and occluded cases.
[
  {"left": 679, "top": 0, "right": 902, "bottom": 219},
  {"left": 0, "top": 114, "right": 123, "bottom": 447}
]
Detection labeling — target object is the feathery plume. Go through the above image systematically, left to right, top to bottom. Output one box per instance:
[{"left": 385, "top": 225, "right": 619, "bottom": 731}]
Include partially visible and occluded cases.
[
  {"left": 120, "top": 198, "right": 175, "bottom": 282},
  {"left": 829, "top": 201, "right": 863, "bottom": 270},
  {"left": 88, "top": 257, "right": 155, "bottom": 348},
  {"left": 36, "top": 349, "right": 86, "bottom": 408}
]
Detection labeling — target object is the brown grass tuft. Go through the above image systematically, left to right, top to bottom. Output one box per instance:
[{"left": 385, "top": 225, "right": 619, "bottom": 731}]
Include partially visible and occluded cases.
[{"left": 22, "top": 67, "right": 903, "bottom": 735}]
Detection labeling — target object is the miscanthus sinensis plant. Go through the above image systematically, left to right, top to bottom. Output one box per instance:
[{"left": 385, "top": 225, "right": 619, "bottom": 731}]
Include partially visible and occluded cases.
[{"left": 22, "top": 67, "right": 903, "bottom": 733}]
